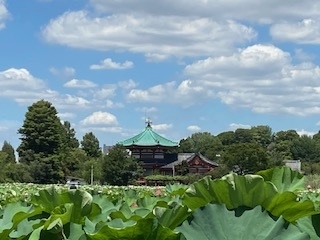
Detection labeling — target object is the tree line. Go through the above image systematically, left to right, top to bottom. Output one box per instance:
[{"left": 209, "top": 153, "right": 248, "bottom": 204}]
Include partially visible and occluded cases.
[{"left": 0, "top": 99, "right": 319, "bottom": 184}]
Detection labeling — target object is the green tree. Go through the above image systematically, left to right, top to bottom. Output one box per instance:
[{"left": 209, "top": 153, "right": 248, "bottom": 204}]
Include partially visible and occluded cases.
[
  {"left": 17, "top": 100, "right": 64, "bottom": 163},
  {"left": 17, "top": 100, "right": 66, "bottom": 183},
  {"left": 62, "top": 121, "right": 79, "bottom": 149},
  {"left": 251, "top": 125, "right": 273, "bottom": 147},
  {"left": 234, "top": 128, "right": 253, "bottom": 144},
  {"left": 217, "top": 131, "right": 236, "bottom": 146},
  {"left": 81, "top": 132, "right": 102, "bottom": 158},
  {"left": 178, "top": 132, "right": 223, "bottom": 161},
  {"left": 291, "top": 135, "right": 319, "bottom": 162},
  {"left": 1, "top": 141, "right": 15, "bottom": 163},
  {"left": 222, "top": 143, "right": 269, "bottom": 174},
  {"left": 101, "top": 144, "right": 143, "bottom": 185},
  {"left": 63, "top": 148, "right": 90, "bottom": 178}
]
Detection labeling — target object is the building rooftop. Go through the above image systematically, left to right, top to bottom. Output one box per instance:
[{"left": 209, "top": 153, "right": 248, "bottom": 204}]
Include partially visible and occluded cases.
[{"left": 119, "top": 119, "right": 178, "bottom": 147}]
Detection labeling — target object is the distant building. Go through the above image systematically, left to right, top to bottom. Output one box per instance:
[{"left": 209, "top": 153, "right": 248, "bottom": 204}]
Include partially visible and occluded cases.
[
  {"left": 118, "top": 119, "right": 218, "bottom": 175},
  {"left": 118, "top": 119, "right": 178, "bottom": 174},
  {"left": 102, "top": 144, "right": 112, "bottom": 155},
  {"left": 160, "top": 152, "right": 218, "bottom": 175},
  {"left": 283, "top": 160, "right": 301, "bottom": 172}
]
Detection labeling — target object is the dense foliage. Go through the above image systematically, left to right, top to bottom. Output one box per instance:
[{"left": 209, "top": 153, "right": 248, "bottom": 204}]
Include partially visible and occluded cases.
[
  {"left": 2, "top": 99, "right": 320, "bottom": 183},
  {"left": 101, "top": 144, "right": 143, "bottom": 185},
  {"left": 0, "top": 167, "right": 319, "bottom": 239}
]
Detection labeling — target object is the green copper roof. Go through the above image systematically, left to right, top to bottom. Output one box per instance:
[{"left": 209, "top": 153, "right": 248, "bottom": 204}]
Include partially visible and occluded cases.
[{"left": 119, "top": 125, "right": 178, "bottom": 147}]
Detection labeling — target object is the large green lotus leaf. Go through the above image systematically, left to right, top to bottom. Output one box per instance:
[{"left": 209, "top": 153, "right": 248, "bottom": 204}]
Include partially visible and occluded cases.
[
  {"left": 257, "top": 167, "right": 305, "bottom": 193},
  {"left": 183, "top": 174, "right": 277, "bottom": 210},
  {"left": 165, "top": 184, "right": 188, "bottom": 197},
  {"left": 32, "top": 188, "right": 92, "bottom": 223},
  {"left": 264, "top": 191, "right": 318, "bottom": 222},
  {"left": 89, "top": 195, "right": 119, "bottom": 222},
  {"left": 136, "top": 196, "right": 170, "bottom": 210},
  {"left": 0, "top": 202, "right": 41, "bottom": 238},
  {"left": 154, "top": 204, "right": 190, "bottom": 229},
  {"left": 177, "top": 204, "right": 310, "bottom": 240},
  {"left": 296, "top": 214, "right": 320, "bottom": 239},
  {"left": 9, "top": 218, "right": 41, "bottom": 239},
  {"left": 87, "top": 218, "right": 180, "bottom": 240},
  {"left": 67, "top": 222, "right": 87, "bottom": 240}
]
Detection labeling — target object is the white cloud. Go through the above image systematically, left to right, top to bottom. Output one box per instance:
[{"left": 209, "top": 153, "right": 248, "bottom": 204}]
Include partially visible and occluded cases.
[
  {"left": 0, "top": 0, "right": 9, "bottom": 30},
  {"left": 90, "top": 0, "right": 320, "bottom": 23},
  {"left": 42, "top": 11, "right": 255, "bottom": 59},
  {"left": 270, "top": 19, "right": 320, "bottom": 44},
  {"left": 125, "top": 44, "right": 320, "bottom": 115},
  {"left": 90, "top": 58, "right": 133, "bottom": 70},
  {"left": 49, "top": 67, "right": 75, "bottom": 79},
  {"left": 0, "top": 68, "right": 45, "bottom": 90},
  {"left": 64, "top": 79, "right": 97, "bottom": 88},
  {"left": 118, "top": 79, "right": 137, "bottom": 89},
  {"left": 93, "top": 85, "right": 117, "bottom": 99},
  {"left": 105, "top": 99, "right": 124, "bottom": 108},
  {"left": 135, "top": 107, "right": 157, "bottom": 112},
  {"left": 81, "top": 111, "right": 118, "bottom": 126},
  {"left": 58, "top": 112, "right": 76, "bottom": 119},
  {"left": 152, "top": 123, "right": 172, "bottom": 131},
  {"left": 229, "top": 123, "right": 251, "bottom": 130},
  {"left": 187, "top": 125, "right": 201, "bottom": 132},
  {"left": 0, "top": 126, "right": 8, "bottom": 132},
  {"left": 80, "top": 126, "right": 123, "bottom": 133},
  {"left": 296, "top": 129, "right": 315, "bottom": 136}
]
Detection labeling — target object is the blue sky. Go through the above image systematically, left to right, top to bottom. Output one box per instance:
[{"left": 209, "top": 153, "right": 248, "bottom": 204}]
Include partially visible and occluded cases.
[{"left": 1, "top": 0, "right": 320, "bottom": 151}]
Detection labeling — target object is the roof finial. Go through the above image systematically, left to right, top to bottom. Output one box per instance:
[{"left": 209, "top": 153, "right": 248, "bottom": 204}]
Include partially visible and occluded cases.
[{"left": 145, "top": 117, "right": 152, "bottom": 128}]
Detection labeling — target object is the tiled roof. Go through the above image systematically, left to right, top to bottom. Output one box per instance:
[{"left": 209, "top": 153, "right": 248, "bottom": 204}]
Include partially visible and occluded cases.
[
  {"left": 118, "top": 125, "right": 178, "bottom": 147},
  {"left": 160, "top": 152, "right": 218, "bottom": 169}
]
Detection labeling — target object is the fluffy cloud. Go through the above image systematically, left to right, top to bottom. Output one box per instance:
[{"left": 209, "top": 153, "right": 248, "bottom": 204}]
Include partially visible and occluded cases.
[
  {"left": 0, "top": 0, "right": 9, "bottom": 30},
  {"left": 90, "top": 0, "right": 320, "bottom": 23},
  {"left": 42, "top": 11, "right": 255, "bottom": 58},
  {"left": 270, "top": 19, "right": 320, "bottom": 44},
  {"left": 125, "top": 44, "right": 320, "bottom": 115},
  {"left": 90, "top": 58, "right": 133, "bottom": 70},
  {"left": 49, "top": 67, "right": 75, "bottom": 79},
  {"left": 0, "top": 68, "right": 45, "bottom": 90},
  {"left": 64, "top": 79, "right": 97, "bottom": 88},
  {"left": 118, "top": 79, "right": 137, "bottom": 90},
  {"left": 93, "top": 85, "right": 117, "bottom": 99},
  {"left": 105, "top": 99, "right": 124, "bottom": 108},
  {"left": 135, "top": 107, "right": 157, "bottom": 112},
  {"left": 81, "top": 111, "right": 118, "bottom": 126},
  {"left": 58, "top": 112, "right": 76, "bottom": 119},
  {"left": 152, "top": 123, "right": 172, "bottom": 131},
  {"left": 229, "top": 123, "right": 251, "bottom": 131},
  {"left": 187, "top": 125, "right": 201, "bottom": 132},
  {"left": 296, "top": 129, "right": 315, "bottom": 136}
]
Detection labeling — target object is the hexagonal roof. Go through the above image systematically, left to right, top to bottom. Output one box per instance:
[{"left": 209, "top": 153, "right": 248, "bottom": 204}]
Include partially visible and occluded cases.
[{"left": 119, "top": 121, "right": 178, "bottom": 147}]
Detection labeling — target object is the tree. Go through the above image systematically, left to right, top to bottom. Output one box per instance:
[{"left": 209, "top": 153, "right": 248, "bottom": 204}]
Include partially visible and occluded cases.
[
  {"left": 17, "top": 100, "right": 64, "bottom": 163},
  {"left": 62, "top": 121, "right": 79, "bottom": 149},
  {"left": 251, "top": 125, "right": 273, "bottom": 147},
  {"left": 234, "top": 128, "right": 253, "bottom": 144},
  {"left": 217, "top": 131, "right": 236, "bottom": 146},
  {"left": 81, "top": 132, "right": 102, "bottom": 158},
  {"left": 178, "top": 132, "right": 223, "bottom": 161},
  {"left": 291, "top": 135, "right": 320, "bottom": 162},
  {"left": 1, "top": 141, "right": 15, "bottom": 163},
  {"left": 222, "top": 143, "right": 269, "bottom": 174},
  {"left": 101, "top": 144, "right": 143, "bottom": 185}
]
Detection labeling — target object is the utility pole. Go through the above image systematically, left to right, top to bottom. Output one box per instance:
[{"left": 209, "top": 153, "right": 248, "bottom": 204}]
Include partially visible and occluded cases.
[{"left": 91, "top": 165, "right": 94, "bottom": 185}]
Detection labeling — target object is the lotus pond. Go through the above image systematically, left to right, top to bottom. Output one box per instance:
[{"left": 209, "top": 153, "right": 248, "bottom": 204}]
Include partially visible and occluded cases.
[{"left": 0, "top": 167, "right": 320, "bottom": 239}]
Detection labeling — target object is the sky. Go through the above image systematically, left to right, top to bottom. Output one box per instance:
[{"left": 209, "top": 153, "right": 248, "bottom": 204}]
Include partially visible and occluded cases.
[{"left": 2, "top": 0, "right": 320, "bottom": 152}]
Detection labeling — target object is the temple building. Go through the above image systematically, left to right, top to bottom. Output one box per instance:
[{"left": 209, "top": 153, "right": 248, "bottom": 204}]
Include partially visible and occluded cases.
[
  {"left": 118, "top": 119, "right": 219, "bottom": 175},
  {"left": 118, "top": 119, "right": 178, "bottom": 174}
]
